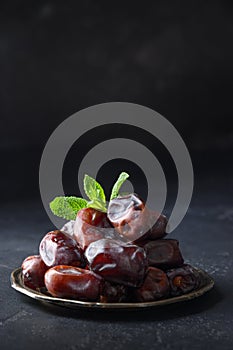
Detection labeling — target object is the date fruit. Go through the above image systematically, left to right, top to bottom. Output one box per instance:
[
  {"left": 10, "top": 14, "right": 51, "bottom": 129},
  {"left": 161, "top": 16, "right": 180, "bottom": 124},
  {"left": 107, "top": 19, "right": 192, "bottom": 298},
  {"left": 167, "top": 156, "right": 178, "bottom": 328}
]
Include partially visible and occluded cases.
[
  {"left": 107, "top": 194, "right": 167, "bottom": 242},
  {"left": 73, "top": 208, "right": 119, "bottom": 250},
  {"left": 147, "top": 211, "right": 168, "bottom": 241},
  {"left": 61, "top": 220, "right": 75, "bottom": 236},
  {"left": 39, "top": 230, "right": 84, "bottom": 268},
  {"left": 85, "top": 238, "right": 148, "bottom": 287},
  {"left": 140, "top": 239, "right": 184, "bottom": 269},
  {"left": 22, "top": 255, "right": 48, "bottom": 290},
  {"left": 166, "top": 264, "right": 201, "bottom": 296},
  {"left": 44, "top": 265, "right": 103, "bottom": 300},
  {"left": 134, "top": 267, "right": 170, "bottom": 302},
  {"left": 100, "top": 281, "right": 128, "bottom": 303}
]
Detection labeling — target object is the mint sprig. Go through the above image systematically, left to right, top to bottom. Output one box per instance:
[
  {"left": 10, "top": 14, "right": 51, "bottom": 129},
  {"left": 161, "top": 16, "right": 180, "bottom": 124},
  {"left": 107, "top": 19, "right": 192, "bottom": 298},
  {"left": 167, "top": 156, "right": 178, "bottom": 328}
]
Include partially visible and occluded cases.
[
  {"left": 49, "top": 171, "right": 130, "bottom": 219},
  {"left": 110, "top": 172, "right": 129, "bottom": 200},
  {"left": 84, "top": 174, "right": 107, "bottom": 212},
  {"left": 84, "top": 174, "right": 106, "bottom": 203},
  {"left": 50, "top": 196, "right": 88, "bottom": 220}
]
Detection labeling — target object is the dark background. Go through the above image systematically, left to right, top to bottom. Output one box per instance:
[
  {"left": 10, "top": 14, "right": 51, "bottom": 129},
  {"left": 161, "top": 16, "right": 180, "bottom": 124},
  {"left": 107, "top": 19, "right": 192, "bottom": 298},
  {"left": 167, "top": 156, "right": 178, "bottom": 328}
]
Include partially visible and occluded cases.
[
  {"left": 1, "top": 0, "right": 233, "bottom": 200},
  {"left": 0, "top": 1, "right": 233, "bottom": 350}
]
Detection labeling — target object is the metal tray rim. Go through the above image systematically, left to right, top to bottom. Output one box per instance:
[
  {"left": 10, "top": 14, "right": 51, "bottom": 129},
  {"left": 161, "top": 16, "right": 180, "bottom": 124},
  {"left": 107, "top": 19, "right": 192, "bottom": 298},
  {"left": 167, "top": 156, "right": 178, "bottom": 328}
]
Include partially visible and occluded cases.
[{"left": 11, "top": 267, "right": 215, "bottom": 310}]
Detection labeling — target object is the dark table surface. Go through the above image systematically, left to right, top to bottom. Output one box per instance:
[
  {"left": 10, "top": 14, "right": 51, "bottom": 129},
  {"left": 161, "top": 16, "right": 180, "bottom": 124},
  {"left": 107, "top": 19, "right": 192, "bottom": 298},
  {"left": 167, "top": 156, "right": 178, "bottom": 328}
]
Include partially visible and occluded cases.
[{"left": 0, "top": 165, "right": 232, "bottom": 350}]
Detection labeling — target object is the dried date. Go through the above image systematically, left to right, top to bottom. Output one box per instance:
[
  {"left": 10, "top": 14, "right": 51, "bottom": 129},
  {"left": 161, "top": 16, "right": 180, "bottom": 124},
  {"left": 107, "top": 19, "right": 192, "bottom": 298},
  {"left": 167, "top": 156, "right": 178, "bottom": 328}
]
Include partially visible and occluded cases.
[
  {"left": 107, "top": 194, "right": 167, "bottom": 242},
  {"left": 73, "top": 208, "right": 119, "bottom": 250},
  {"left": 39, "top": 230, "right": 84, "bottom": 268},
  {"left": 85, "top": 238, "right": 148, "bottom": 287},
  {"left": 140, "top": 239, "right": 184, "bottom": 269},
  {"left": 22, "top": 255, "right": 48, "bottom": 290},
  {"left": 166, "top": 264, "right": 201, "bottom": 296},
  {"left": 44, "top": 265, "right": 103, "bottom": 300},
  {"left": 134, "top": 267, "right": 170, "bottom": 302}
]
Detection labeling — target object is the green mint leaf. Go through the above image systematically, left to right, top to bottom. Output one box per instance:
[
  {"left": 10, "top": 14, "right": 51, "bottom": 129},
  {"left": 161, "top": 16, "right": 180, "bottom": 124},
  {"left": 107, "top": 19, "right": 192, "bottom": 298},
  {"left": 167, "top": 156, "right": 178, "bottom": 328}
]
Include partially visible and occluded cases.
[
  {"left": 110, "top": 172, "right": 130, "bottom": 200},
  {"left": 84, "top": 174, "right": 106, "bottom": 204},
  {"left": 49, "top": 196, "right": 88, "bottom": 220},
  {"left": 86, "top": 199, "right": 107, "bottom": 213}
]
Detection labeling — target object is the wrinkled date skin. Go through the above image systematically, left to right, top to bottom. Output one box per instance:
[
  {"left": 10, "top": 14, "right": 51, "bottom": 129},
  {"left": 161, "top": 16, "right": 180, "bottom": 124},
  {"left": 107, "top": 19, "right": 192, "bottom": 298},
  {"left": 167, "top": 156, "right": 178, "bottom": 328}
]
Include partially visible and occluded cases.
[
  {"left": 107, "top": 194, "right": 167, "bottom": 242},
  {"left": 73, "top": 208, "right": 120, "bottom": 251},
  {"left": 147, "top": 211, "right": 168, "bottom": 241},
  {"left": 61, "top": 220, "right": 75, "bottom": 236},
  {"left": 39, "top": 230, "right": 84, "bottom": 268},
  {"left": 85, "top": 238, "right": 148, "bottom": 287},
  {"left": 140, "top": 239, "right": 184, "bottom": 269},
  {"left": 22, "top": 255, "right": 48, "bottom": 290},
  {"left": 166, "top": 264, "right": 201, "bottom": 296},
  {"left": 44, "top": 265, "right": 103, "bottom": 300},
  {"left": 134, "top": 267, "right": 170, "bottom": 302},
  {"left": 100, "top": 281, "right": 128, "bottom": 303}
]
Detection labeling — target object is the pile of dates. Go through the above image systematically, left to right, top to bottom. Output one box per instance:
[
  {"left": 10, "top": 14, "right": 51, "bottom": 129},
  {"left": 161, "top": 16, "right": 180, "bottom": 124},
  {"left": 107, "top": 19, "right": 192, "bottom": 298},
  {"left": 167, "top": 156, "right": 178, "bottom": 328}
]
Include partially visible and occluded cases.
[{"left": 21, "top": 194, "right": 201, "bottom": 303}]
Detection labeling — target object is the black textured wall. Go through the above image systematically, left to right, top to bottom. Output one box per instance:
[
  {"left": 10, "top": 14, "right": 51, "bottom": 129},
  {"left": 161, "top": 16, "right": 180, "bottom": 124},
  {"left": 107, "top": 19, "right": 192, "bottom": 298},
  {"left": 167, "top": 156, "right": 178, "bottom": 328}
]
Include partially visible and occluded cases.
[
  {"left": 0, "top": 1, "right": 232, "bottom": 200},
  {"left": 1, "top": 1, "right": 233, "bottom": 151}
]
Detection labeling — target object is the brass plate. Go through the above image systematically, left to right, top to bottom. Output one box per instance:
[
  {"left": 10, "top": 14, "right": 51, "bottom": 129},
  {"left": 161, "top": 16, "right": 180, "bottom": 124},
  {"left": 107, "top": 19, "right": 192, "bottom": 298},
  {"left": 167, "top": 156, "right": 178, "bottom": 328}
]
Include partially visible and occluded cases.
[{"left": 11, "top": 267, "right": 214, "bottom": 310}]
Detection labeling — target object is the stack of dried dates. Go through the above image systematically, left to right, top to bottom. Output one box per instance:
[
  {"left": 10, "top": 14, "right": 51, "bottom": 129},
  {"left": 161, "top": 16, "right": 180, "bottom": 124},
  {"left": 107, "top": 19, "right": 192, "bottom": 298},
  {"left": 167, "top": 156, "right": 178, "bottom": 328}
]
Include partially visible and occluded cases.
[{"left": 21, "top": 194, "right": 201, "bottom": 302}]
